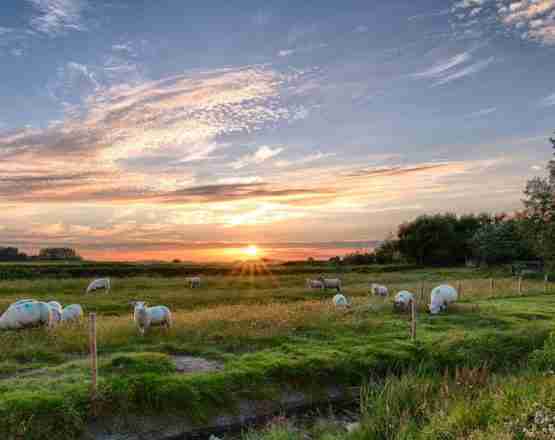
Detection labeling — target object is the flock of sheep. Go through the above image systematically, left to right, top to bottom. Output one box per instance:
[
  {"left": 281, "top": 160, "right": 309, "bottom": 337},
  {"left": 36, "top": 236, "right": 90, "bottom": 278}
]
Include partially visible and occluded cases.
[
  {"left": 0, "top": 274, "right": 458, "bottom": 334},
  {"left": 306, "top": 276, "right": 458, "bottom": 315},
  {"left": 0, "top": 277, "right": 174, "bottom": 335},
  {"left": 0, "top": 277, "right": 112, "bottom": 331}
]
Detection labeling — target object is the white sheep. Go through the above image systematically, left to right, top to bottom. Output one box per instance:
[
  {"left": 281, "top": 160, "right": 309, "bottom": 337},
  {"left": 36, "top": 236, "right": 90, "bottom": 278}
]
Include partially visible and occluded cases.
[
  {"left": 186, "top": 276, "right": 201, "bottom": 288},
  {"left": 319, "top": 277, "right": 342, "bottom": 290},
  {"left": 86, "top": 278, "right": 111, "bottom": 294},
  {"left": 306, "top": 278, "right": 324, "bottom": 289},
  {"left": 370, "top": 283, "right": 389, "bottom": 297},
  {"left": 429, "top": 284, "right": 458, "bottom": 315},
  {"left": 393, "top": 290, "right": 414, "bottom": 312},
  {"left": 332, "top": 293, "right": 350, "bottom": 308},
  {"left": 0, "top": 300, "right": 54, "bottom": 330},
  {"left": 47, "top": 301, "right": 63, "bottom": 325},
  {"left": 47, "top": 301, "right": 62, "bottom": 313},
  {"left": 133, "top": 301, "right": 172, "bottom": 336},
  {"left": 61, "top": 304, "right": 84, "bottom": 322}
]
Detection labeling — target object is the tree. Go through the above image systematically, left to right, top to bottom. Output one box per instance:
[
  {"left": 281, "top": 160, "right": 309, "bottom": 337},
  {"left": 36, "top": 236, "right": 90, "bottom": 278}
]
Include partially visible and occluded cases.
[
  {"left": 521, "top": 133, "right": 555, "bottom": 267},
  {"left": 397, "top": 213, "right": 487, "bottom": 265},
  {"left": 470, "top": 219, "right": 534, "bottom": 265},
  {"left": 374, "top": 238, "right": 399, "bottom": 264},
  {"left": 0, "top": 247, "right": 27, "bottom": 261},
  {"left": 38, "top": 247, "right": 82, "bottom": 261}
]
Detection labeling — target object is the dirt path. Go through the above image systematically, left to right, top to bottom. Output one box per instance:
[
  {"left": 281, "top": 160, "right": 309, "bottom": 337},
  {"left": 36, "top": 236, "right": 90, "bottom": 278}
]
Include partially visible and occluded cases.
[{"left": 0, "top": 354, "right": 223, "bottom": 381}]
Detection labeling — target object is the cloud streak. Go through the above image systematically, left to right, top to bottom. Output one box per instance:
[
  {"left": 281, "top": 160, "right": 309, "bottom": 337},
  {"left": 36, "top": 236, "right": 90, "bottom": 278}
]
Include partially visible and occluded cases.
[
  {"left": 27, "top": 0, "right": 88, "bottom": 36},
  {"left": 412, "top": 51, "right": 494, "bottom": 86},
  {"left": 540, "top": 91, "right": 555, "bottom": 106},
  {"left": 465, "top": 107, "right": 497, "bottom": 118},
  {"left": 231, "top": 146, "right": 284, "bottom": 169}
]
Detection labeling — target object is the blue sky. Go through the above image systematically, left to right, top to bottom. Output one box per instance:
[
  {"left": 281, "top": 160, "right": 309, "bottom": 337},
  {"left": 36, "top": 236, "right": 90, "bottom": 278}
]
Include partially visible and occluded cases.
[{"left": 0, "top": 0, "right": 554, "bottom": 261}]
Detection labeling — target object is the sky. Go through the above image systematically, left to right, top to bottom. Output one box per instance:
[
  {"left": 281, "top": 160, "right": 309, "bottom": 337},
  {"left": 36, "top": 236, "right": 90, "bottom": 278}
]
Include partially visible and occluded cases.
[{"left": 0, "top": 0, "right": 554, "bottom": 262}]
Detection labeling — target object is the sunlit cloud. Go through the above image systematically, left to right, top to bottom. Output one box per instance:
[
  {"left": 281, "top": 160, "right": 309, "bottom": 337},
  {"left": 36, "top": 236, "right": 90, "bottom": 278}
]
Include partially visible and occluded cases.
[
  {"left": 451, "top": 0, "right": 555, "bottom": 45},
  {"left": 0, "top": 65, "right": 311, "bottom": 206},
  {"left": 231, "top": 145, "right": 285, "bottom": 169},
  {"left": 275, "top": 151, "right": 335, "bottom": 168}
]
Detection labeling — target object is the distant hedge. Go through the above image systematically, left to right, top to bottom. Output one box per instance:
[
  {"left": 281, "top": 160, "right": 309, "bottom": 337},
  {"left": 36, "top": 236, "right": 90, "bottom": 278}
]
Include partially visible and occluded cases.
[{"left": 0, "top": 262, "right": 423, "bottom": 280}]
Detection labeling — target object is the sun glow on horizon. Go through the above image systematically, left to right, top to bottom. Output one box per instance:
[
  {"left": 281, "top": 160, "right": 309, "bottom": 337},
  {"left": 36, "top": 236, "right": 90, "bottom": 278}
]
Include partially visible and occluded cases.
[{"left": 243, "top": 245, "right": 259, "bottom": 257}]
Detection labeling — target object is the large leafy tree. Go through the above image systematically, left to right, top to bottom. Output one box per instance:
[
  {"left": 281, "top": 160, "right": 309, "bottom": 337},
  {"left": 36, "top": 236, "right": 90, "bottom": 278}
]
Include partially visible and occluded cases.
[
  {"left": 521, "top": 133, "right": 555, "bottom": 267},
  {"left": 397, "top": 213, "right": 487, "bottom": 265},
  {"left": 470, "top": 219, "right": 534, "bottom": 265}
]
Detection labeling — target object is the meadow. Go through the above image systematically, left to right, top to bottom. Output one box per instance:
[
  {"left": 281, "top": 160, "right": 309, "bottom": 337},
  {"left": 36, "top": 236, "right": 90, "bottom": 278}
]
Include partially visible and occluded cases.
[{"left": 1, "top": 263, "right": 555, "bottom": 439}]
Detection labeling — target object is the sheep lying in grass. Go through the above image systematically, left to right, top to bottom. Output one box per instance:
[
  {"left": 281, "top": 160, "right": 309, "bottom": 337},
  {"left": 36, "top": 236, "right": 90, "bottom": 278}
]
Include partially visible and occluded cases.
[
  {"left": 186, "top": 276, "right": 201, "bottom": 288},
  {"left": 319, "top": 276, "right": 342, "bottom": 290},
  {"left": 86, "top": 278, "right": 111, "bottom": 294},
  {"left": 306, "top": 278, "right": 324, "bottom": 289},
  {"left": 370, "top": 283, "right": 389, "bottom": 297},
  {"left": 429, "top": 284, "right": 458, "bottom": 315},
  {"left": 393, "top": 290, "right": 414, "bottom": 312},
  {"left": 333, "top": 292, "right": 350, "bottom": 308},
  {"left": 0, "top": 300, "right": 53, "bottom": 330},
  {"left": 132, "top": 301, "right": 172, "bottom": 336},
  {"left": 62, "top": 304, "right": 84, "bottom": 322}
]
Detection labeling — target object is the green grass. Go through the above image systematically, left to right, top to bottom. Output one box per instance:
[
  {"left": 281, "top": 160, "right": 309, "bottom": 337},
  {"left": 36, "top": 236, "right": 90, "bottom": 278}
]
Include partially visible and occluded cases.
[{"left": 1, "top": 265, "right": 555, "bottom": 439}]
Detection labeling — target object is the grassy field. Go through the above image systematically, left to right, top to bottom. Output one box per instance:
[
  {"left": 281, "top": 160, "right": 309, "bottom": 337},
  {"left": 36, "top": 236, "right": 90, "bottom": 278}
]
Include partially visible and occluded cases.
[{"left": 1, "top": 264, "right": 555, "bottom": 439}]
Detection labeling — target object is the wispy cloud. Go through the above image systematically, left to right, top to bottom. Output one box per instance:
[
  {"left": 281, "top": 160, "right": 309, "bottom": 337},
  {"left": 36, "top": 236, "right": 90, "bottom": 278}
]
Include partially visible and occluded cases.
[
  {"left": 26, "top": 0, "right": 88, "bottom": 36},
  {"left": 408, "top": 8, "right": 450, "bottom": 21},
  {"left": 277, "top": 43, "right": 327, "bottom": 57},
  {"left": 412, "top": 51, "right": 494, "bottom": 86},
  {"left": 412, "top": 52, "right": 471, "bottom": 79},
  {"left": 0, "top": 65, "right": 312, "bottom": 204},
  {"left": 539, "top": 91, "right": 555, "bottom": 106},
  {"left": 465, "top": 107, "right": 497, "bottom": 118},
  {"left": 231, "top": 146, "right": 284, "bottom": 170},
  {"left": 276, "top": 151, "right": 335, "bottom": 168},
  {"left": 344, "top": 163, "right": 453, "bottom": 178}
]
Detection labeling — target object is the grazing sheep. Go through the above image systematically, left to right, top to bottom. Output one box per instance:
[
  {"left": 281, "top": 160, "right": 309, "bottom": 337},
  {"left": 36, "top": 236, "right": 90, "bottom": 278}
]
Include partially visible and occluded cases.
[
  {"left": 186, "top": 276, "right": 201, "bottom": 288},
  {"left": 318, "top": 276, "right": 342, "bottom": 290},
  {"left": 86, "top": 278, "right": 111, "bottom": 294},
  {"left": 306, "top": 278, "right": 325, "bottom": 289},
  {"left": 370, "top": 283, "right": 389, "bottom": 297},
  {"left": 429, "top": 284, "right": 458, "bottom": 315},
  {"left": 393, "top": 290, "right": 414, "bottom": 312},
  {"left": 332, "top": 293, "right": 350, "bottom": 308},
  {"left": 0, "top": 300, "right": 53, "bottom": 330},
  {"left": 47, "top": 301, "right": 63, "bottom": 326},
  {"left": 47, "top": 301, "right": 62, "bottom": 314},
  {"left": 133, "top": 301, "right": 172, "bottom": 336},
  {"left": 61, "top": 304, "right": 84, "bottom": 322}
]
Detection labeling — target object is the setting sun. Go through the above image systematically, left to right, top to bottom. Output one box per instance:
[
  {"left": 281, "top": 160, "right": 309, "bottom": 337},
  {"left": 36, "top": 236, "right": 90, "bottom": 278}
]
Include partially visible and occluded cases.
[{"left": 244, "top": 245, "right": 259, "bottom": 257}]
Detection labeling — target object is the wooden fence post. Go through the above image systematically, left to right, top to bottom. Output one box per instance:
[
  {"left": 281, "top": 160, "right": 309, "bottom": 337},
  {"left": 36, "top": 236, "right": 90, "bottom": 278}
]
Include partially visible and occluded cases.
[
  {"left": 545, "top": 274, "right": 549, "bottom": 294},
  {"left": 518, "top": 277, "right": 523, "bottom": 295},
  {"left": 490, "top": 278, "right": 494, "bottom": 295},
  {"left": 457, "top": 281, "right": 462, "bottom": 298},
  {"left": 410, "top": 299, "right": 416, "bottom": 341},
  {"left": 89, "top": 313, "right": 98, "bottom": 414}
]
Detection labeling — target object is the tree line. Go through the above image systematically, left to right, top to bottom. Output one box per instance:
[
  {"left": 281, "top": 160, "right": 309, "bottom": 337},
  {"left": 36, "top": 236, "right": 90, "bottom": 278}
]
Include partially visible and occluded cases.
[
  {"left": 331, "top": 133, "right": 555, "bottom": 269},
  {"left": 0, "top": 247, "right": 82, "bottom": 262}
]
